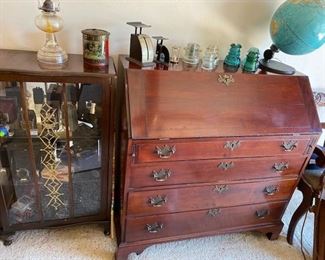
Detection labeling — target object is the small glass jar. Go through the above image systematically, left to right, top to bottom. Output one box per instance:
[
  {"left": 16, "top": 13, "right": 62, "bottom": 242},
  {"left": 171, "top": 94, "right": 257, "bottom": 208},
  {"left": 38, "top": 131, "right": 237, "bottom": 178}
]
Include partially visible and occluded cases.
[
  {"left": 183, "top": 43, "right": 201, "bottom": 65},
  {"left": 201, "top": 45, "right": 219, "bottom": 70},
  {"left": 170, "top": 46, "right": 181, "bottom": 64}
]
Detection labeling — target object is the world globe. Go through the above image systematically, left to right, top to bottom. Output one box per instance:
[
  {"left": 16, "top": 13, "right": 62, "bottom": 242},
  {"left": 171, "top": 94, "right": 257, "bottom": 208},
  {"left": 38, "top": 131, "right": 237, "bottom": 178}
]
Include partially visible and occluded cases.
[
  {"left": 260, "top": 0, "right": 325, "bottom": 74},
  {"left": 271, "top": 0, "right": 325, "bottom": 55}
]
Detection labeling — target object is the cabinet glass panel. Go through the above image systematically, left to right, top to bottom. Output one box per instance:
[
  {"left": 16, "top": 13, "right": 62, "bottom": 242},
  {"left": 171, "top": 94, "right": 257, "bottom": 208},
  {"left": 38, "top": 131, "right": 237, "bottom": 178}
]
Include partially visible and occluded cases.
[
  {"left": 0, "top": 81, "right": 41, "bottom": 225},
  {"left": 0, "top": 81, "right": 105, "bottom": 224},
  {"left": 26, "top": 82, "right": 71, "bottom": 220},
  {"left": 65, "top": 83, "right": 103, "bottom": 217}
]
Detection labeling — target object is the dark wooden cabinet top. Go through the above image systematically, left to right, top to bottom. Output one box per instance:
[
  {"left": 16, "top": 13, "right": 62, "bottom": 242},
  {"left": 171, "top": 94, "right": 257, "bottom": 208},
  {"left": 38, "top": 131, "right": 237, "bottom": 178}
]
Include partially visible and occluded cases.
[
  {"left": 0, "top": 49, "right": 116, "bottom": 78},
  {"left": 121, "top": 56, "right": 321, "bottom": 139}
]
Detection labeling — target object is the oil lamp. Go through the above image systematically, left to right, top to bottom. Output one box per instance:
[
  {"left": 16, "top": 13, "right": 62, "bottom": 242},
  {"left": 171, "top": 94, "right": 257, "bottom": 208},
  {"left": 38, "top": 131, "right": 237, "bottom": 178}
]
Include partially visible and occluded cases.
[{"left": 35, "top": 0, "right": 68, "bottom": 68}]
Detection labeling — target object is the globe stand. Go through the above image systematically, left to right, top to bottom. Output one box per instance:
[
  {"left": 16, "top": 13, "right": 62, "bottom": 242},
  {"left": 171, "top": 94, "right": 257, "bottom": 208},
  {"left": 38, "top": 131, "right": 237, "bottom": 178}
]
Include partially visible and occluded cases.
[{"left": 259, "top": 44, "right": 295, "bottom": 75}]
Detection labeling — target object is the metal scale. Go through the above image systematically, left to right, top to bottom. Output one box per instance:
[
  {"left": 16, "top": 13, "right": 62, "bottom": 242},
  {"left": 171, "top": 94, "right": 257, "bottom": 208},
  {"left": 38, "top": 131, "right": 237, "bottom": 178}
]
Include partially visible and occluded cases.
[{"left": 126, "top": 22, "right": 155, "bottom": 66}]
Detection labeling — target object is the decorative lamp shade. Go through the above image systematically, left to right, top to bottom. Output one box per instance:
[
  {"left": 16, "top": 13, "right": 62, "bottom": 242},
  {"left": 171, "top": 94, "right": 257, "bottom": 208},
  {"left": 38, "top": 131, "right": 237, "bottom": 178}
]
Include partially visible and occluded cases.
[{"left": 270, "top": 0, "right": 325, "bottom": 55}]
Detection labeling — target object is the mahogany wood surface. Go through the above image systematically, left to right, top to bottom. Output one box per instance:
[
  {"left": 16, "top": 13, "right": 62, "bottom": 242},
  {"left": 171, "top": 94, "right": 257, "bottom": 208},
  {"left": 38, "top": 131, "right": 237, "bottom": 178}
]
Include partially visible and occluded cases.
[
  {"left": 0, "top": 49, "right": 115, "bottom": 78},
  {"left": 115, "top": 56, "right": 321, "bottom": 260},
  {"left": 126, "top": 69, "right": 320, "bottom": 139},
  {"left": 134, "top": 137, "right": 313, "bottom": 163},
  {"left": 129, "top": 155, "right": 306, "bottom": 188},
  {"left": 127, "top": 179, "right": 297, "bottom": 216},
  {"left": 125, "top": 201, "right": 287, "bottom": 243},
  {"left": 116, "top": 222, "right": 284, "bottom": 259}
]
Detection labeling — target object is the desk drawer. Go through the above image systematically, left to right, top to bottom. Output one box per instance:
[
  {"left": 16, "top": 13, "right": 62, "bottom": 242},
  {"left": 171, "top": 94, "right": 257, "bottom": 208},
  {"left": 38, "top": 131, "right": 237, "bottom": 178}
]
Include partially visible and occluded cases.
[
  {"left": 134, "top": 137, "right": 312, "bottom": 163},
  {"left": 130, "top": 156, "right": 306, "bottom": 188},
  {"left": 127, "top": 179, "right": 296, "bottom": 216},
  {"left": 125, "top": 201, "right": 286, "bottom": 242}
]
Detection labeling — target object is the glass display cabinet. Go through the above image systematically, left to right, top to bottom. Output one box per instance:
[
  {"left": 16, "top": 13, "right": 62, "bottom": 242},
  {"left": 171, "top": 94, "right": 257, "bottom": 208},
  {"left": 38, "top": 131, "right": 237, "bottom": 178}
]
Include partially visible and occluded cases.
[{"left": 0, "top": 49, "right": 116, "bottom": 245}]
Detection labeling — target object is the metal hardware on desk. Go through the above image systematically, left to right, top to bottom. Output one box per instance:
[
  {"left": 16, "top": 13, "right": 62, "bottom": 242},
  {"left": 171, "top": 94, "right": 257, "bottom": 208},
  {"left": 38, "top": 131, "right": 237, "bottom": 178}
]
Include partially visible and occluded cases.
[
  {"left": 281, "top": 140, "right": 298, "bottom": 152},
  {"left": 224, "top": 141, "right": 241, "bottom": 151},
  {"left": 155, "top": 145, "right": 176, "bottom": 159},
  {"left": 218, "top": 162, "right": 234, "bottom": 171},
  {"left": 272, "top": 162, "right": 289, "bottom": 173},
  {"left": 152, "top": 169, "right": 172, "bottom": 182},
  {"left": 214, "top": 185, "right": 229, "bottom": 194},
  {"left": 264, "top": 185, "right": 280, "bottom": 196},
  {"left": 148, "top": 195, "right": 167, "bottom": 207},
  {"left": 207, "top": 208, "right": 221, "bottom": 217},
  {"left": 256, "top": 209, "right": 269, "bottom": 219},
  {"left": 146, "top": 223, "right": 163, "bottom": 233}
]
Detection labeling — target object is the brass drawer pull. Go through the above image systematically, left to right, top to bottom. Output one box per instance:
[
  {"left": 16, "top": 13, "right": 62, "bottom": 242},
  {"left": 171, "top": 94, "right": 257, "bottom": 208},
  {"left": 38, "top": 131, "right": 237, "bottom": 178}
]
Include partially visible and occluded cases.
[
  {"left": 218, "top": 74, "right": 235, "bottom": 87},
  {"left": 281, "top": 140, "right": 298, "bottom": 152},
  {"left": 224, "top": 141, "right": 241, "bottom": 151},
  {"left": 155, "top": 145, "right": 176, "bottom": 159},
  {"left": 218, "top": 161, "right": 234, "bottom": 171},
  {"left": 272, "top": 162, "right": 289, "bottom": 173},
  {"left": 152, "top": 169, "right": 172, "bottom": 182},
  {"left": 214, "top": 185, "right": 229, "bottom": 194},
  {"left": 264, "top": 185, "right": 280, "bottom": 196},
  {"left": 148, "top": 195, "right": 167, "bottom": 207},
  {"left": 207, "top": 208, "right": 221, "bottom": 217},
  {"left": 256, "top": 209, "right": 269, "bottom": 219},
  {"left": 146, "top": 222, "right": 163, "bottom": 233}
]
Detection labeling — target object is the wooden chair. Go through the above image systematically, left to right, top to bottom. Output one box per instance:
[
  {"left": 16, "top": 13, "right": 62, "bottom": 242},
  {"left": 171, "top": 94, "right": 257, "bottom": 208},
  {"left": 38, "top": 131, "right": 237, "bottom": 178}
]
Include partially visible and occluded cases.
[{"left": 287, "top": 146, "right": 325, "bottom": 260}]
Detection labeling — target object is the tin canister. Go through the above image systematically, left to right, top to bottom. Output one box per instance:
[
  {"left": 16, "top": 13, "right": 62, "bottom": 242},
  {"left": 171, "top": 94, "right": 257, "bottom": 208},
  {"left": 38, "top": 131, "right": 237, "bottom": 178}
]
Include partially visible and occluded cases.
[{"left": 82, "top": 29, "right": 110, "bottom": 66}]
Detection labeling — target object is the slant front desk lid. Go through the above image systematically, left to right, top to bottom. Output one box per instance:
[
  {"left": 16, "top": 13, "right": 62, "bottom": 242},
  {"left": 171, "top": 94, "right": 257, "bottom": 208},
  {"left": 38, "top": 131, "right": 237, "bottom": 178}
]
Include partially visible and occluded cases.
[{"left": 126, "top": 69, "right": 321, "bottom": 139}]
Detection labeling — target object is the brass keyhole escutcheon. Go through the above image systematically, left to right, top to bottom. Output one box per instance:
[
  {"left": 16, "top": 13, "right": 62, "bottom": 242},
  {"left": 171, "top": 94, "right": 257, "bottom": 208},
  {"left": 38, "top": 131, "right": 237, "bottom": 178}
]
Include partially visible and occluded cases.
[{"left": 218, "top": 74, "right": 235, "bottom": 87}]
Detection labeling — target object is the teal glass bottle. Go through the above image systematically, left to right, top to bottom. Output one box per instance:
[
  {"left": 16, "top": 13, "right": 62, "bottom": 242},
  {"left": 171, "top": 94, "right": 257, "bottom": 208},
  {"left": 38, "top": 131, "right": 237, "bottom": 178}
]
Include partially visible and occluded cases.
[
  {"left": 224, "top": 43, "right": 242, "bottom": 68},
  {"left": 243, "top": 47, "right": 260, "bottom": 73}
]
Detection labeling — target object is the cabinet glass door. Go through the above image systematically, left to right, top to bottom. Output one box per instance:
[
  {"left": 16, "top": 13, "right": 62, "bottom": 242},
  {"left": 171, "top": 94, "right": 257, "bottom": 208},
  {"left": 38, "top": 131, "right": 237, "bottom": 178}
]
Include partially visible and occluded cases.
[
  {"left": 0, "top": 81, "right": 104, "bottom": 226},
  {"left": 0, "top": 81, "right": 42, "bottom": 225},
  {"left": 65, "top": 83, "right": 103, "bottom": 217}
]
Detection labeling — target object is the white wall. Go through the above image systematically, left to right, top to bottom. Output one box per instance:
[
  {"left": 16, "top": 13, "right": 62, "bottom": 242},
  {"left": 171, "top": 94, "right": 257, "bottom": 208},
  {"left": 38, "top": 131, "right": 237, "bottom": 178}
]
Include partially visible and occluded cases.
[{"left": 0, "top": 0, "right": 324, "bottom": 88}]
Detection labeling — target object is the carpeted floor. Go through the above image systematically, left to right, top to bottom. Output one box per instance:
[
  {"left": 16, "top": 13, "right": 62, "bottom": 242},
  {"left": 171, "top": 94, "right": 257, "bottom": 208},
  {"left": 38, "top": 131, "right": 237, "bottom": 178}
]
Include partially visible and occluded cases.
[{"left": 0, "top": 190, "right": 313, "bottom": 260}]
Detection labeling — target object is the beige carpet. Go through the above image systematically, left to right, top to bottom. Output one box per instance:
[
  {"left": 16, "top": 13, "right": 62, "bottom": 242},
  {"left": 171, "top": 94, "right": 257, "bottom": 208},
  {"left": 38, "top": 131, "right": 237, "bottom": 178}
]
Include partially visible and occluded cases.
[{"left": 0, "top": 190, "right": 313, "bottom": 260}]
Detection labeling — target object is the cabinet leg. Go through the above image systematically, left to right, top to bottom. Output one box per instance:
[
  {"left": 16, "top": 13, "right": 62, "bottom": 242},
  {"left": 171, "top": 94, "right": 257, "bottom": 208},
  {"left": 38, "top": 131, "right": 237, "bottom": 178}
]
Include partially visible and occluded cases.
[
  {"left": 287, "top": 179, "right": 313, "bottom": 245},
  {"left": 103, "top": 222, "right": 110, "bottom": 236},
  {"left": 257, "top": 223, "right": 284, "bottom": 241},
  {"left": 266, "top": 228, "right": 282, "bottom": 241},
  {"left": 0, "top": 232, "right": 15, "bottom": 246},
  {"left": 3, "top": 239, "right": 12, "bottom": 246},
  {"left": 116, "top": 244, "right": 148, "bottom": 260},
  {"left": 116, "top": 248, "right": 132, "bottom": 260}
]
